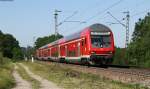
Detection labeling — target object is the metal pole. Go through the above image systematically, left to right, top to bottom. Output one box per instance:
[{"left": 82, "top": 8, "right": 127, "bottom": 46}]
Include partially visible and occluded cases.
[
  {"left": 54, "top": 10, "right": 61, "bottom": 39},
  {"left": 54, "top": 10, "right": 58, "bottom": 37},
  {"left": 124, "top": 11, "right": 130, "bottom": 48},
  {"left": 32, "top": 36, "right": 36, "bottom": 62}
]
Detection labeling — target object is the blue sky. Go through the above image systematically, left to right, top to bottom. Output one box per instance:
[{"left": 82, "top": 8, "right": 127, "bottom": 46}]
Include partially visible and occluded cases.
[{"left": 0, "top": 0, "right": 150, "bottom": 47}]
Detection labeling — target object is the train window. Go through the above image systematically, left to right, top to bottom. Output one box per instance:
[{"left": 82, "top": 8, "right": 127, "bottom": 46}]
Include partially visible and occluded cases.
[
  {"left": 91, "top": 35, "right": 111, "bottom": 48},
  {"left": 81, "top": 39, "right": 86, "bottom": 46},
  {"left": 84, "top": 39, "right": 86, "bottom": 44},
  {"left": 81, "top": 40, "right": 84, "bottom": 46}
]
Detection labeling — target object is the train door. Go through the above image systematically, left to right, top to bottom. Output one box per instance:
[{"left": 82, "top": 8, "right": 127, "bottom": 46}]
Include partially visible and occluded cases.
[
  {"left": 81, "top": 38, "right": 86, "bottom": 56},
  {"left": 78, "top": 42, "right": 80, "bottom": 56},
  {"left": 58, "top": 45, "right": 60, "bottom": 57},
  {"left": 65, "top": 45, "right": 67, "bottom": 57},
  {"left": 48, "top": 48, "right": 51, "bottom": 60}
]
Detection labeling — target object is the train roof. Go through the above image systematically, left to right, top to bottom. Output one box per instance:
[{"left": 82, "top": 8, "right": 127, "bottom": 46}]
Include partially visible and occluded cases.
[
  {"left": 38, "top": 23, "right": 111, "bottom": 49},
  {"left": 63, "top": 23, "right": 111, "bottom": 42},
  {"left": 89, "top": 23, "right": 111, "bottom": 32}
]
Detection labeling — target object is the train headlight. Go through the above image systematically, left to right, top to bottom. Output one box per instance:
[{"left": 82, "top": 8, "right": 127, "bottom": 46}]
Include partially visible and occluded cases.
[
  {"left": 91, "top": 51, "right": 95, "bottom": 54},
  {"left": 109, "top": 51, "right": 112, "bottom": 54}
]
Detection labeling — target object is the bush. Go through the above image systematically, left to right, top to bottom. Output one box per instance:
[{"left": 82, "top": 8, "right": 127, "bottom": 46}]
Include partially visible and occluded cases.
[
  {"left": 113, "top": 48, "right": 127, "bottom": 65},
  {"left": 0, "top": 52, "right": 15, "bottom": 89},
  {"left": 0, "top": 52, "right": 3, "bottom": 64},
  {"left": 0, "top": 52, "right": 12, "bottom": 65},
  {"left": 0, "top": 62, "right": 15, "bottom": 89}
]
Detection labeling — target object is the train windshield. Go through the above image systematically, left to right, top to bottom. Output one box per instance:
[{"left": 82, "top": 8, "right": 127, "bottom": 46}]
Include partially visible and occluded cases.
[{"left": 91, "top": 32, "right": 111, "bottom": 48}]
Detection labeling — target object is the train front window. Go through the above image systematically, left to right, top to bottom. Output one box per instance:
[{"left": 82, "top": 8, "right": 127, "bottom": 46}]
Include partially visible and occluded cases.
[{"left": 91, "top": 34, "right": 111, "bottom": 48}]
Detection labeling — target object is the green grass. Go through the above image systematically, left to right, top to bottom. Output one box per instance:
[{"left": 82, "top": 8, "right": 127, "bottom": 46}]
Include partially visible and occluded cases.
[
  {"left": 22, "top": 61, "right": 149, "bottom": 89},
  {"left": 0, "top": 62, "right": 15, "bottom": 89},
  {"left": 16, "top": 63, "right": 40, "bottom": 89}
]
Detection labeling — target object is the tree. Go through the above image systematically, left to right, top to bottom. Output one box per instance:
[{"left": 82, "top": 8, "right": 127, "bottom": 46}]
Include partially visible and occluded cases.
[
  {"left": 126, "top": 13, "right": 150, "bottom": 67},
  {"left": 0, "top": 30, "right": 23, "bottom": 59},
  {"left": 2, "top": 34, "right": 19, "bottom": 58},
  {"left": 35, "top": 34, "right": 63, "bottom": 48},
  {"left": 12, "top": 47, "right": 23, "bottom": 60}
]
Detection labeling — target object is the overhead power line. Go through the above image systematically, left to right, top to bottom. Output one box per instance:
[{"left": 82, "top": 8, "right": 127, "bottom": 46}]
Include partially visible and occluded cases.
[
  {"left": 60, "top": 0, "right": 124, "bottom": 37},
  {"left": 65, "top": 0, "right": 124, "bottom": 34},
  {"left": 85, "top": 0, "right": 124, "bottom": 22},
  {"left": 130, "top": 9, "right": 150, "bottom": 18},
  {"left": 54, "top": 10, "right": 86, "bottom": 36},
  {"left": 58, "top": 11, "right": 78, "bottom": 26},
  {"left": 107, "top": 11, "right": 130, "bottom": 48},
  {"left": 107, "top": 12, "right": 126, "bottom": 27}
]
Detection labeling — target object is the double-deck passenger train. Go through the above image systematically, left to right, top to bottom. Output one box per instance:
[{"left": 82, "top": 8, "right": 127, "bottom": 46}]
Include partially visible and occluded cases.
[{"left": 36, "top": 23, "right": 115, "bottom": 65}]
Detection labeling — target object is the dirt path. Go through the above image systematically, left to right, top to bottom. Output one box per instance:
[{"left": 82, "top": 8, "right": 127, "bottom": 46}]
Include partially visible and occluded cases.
[
  {"left": 19, "top": 63, "right": 61, "bottom": 89},
  {"left": 12, "top": 65, "right": 32, "bottom": 89}
]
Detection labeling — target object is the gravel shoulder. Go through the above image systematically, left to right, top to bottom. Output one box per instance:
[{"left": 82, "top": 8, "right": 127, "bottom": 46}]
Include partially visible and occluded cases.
[{"left": 24, "top": 61, "right": 149, "bottom": 89}]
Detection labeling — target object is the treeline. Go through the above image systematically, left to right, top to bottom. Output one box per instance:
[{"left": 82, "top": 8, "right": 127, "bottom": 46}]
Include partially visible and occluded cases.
[
  {"left": 114, "top": 13, "right": 150, "bottom": 67},
  {"left": 0, "top": 30, "right": 23, "bottom": 60},
  {"left": 0, "top": 30, "right": 63, "bottom": 61},
  {"left": 35, "top": 34, "right": 63, "bottom": 48}
]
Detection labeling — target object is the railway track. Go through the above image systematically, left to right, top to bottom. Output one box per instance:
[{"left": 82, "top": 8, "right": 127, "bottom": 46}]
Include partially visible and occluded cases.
[{"left": 38, "top": 61, "right": 150, "bottom": 88}]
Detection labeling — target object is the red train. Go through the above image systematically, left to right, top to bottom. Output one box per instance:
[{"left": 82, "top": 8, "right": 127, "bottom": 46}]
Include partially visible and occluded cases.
[{"left": 36, "top": 23, "right": 115, "bottom": 65}]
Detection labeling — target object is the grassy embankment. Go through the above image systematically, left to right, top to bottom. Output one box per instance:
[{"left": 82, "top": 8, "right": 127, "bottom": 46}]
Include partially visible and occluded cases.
[
  {"left": 0, "top": 53, "right": 15, "bottom": 89},
  {"left": 23, "top": 61, "right": 149, "bottom": 89},
  {"left": 16, "top": 63, "right": 40, "bottom": 89}
]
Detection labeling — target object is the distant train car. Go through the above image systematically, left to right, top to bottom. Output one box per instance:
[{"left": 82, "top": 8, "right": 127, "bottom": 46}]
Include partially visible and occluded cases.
[{"left": 36, "top": 23, "right": 115, "bottom": 65}]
